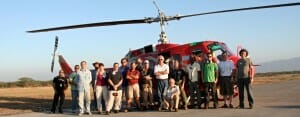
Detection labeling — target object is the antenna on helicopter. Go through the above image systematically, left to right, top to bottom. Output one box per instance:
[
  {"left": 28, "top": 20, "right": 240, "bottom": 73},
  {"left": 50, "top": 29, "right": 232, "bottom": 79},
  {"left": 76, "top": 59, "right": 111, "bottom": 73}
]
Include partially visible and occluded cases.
[{"left": 153, "top": 0, "right": 168, "bottom": 44}]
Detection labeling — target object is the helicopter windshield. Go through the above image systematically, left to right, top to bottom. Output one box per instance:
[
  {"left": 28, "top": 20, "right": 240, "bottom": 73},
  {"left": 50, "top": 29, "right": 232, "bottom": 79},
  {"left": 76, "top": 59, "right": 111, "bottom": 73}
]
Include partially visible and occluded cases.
[{"left": 207, "top": 42, "right": 234, "bottom": 62}]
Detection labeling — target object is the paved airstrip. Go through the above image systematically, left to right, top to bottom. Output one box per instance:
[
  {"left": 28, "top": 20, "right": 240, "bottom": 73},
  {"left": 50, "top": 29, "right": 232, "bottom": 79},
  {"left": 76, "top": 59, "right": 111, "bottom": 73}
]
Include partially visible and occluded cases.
[{"left": 4, "top": 80, "right": 300, "bottom": 117}]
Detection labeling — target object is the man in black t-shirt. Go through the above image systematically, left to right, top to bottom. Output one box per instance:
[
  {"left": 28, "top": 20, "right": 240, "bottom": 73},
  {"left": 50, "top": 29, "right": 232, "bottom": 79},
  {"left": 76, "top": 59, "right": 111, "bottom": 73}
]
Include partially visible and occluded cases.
[
  {"left": 141, "top": 60, "right": 154, "bottom": 110},
  {"left": 169, "top": 60, "right": 188, "bottom": 110},
  {"left": 105, "top": 63, "right": 123, "bottom": 115},
  {"left": 51, "top": 70, "right": 68, "bottom": 114}
]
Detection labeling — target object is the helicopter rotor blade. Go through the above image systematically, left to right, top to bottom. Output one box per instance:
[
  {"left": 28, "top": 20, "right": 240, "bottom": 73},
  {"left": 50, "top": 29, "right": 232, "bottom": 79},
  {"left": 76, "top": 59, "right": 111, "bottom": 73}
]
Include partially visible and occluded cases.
[
  {"left": 27, "top": 2, "right": 300, "bottom": 33},
  {"left": 177, "top": 2, "right": 300, "bottom": 19},
  {"left": 27, "top": 19, "right": 148, "bottom": 33}
]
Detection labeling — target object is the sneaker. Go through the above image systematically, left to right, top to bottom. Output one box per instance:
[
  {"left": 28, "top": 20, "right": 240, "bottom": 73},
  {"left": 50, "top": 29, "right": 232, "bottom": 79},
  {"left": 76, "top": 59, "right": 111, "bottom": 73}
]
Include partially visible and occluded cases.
[
  {"left": 204, "top": 104, "right": 209, "bottom": 109},
  {"left": 213, "top": 104, "right": 218, "bottom": 109},
  {"left": 221, "top": 104, "right": 228, "bottom": 108},
  {"left": 229, "top": 104, "right": 234, "bottom": 108},
  {"left": 249, "top": 104, "right": 254, "bottom": 109},
  {"left": 184, "top": 105, "right": 188, "bottom": 110},
  {"left": 189, "top": 105, "right": 194, "bottom": 109},
  {"left": 236, "top": 105, "right": 245, "bottom": 109},
  {"left": 158, "top": 107, "right": 162, "bottom": 112},
  {"left": 168, "top": 107, "right": 174, "bottom": 112},
  {"left": 58, "top": 109, "right": 63, "bottom": 114},
  {"left": 115, "top": 110, "right": 119, "bottom": 113},
  {"left": 105, "top": 111, "right": 109, "bottom": 115},
  {"left": 88, "top": 112, "right": 92, "bottom": 115},
  {"left": 78, "top": 113, "right": 83, "bottom": 116}
]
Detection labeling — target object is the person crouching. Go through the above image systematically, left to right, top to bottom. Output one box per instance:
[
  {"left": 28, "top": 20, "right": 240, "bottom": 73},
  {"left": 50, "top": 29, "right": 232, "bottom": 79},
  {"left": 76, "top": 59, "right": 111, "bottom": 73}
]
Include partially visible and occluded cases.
[{"left": 163, "top": 78, "right": 180, "bottom": 112}]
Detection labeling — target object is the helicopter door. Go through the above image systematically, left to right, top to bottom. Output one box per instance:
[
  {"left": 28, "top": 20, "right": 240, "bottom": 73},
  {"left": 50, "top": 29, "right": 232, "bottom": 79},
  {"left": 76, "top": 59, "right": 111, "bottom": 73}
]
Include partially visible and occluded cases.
[{"left": 171, "top": 54, "right": 181, "bottom": 62}]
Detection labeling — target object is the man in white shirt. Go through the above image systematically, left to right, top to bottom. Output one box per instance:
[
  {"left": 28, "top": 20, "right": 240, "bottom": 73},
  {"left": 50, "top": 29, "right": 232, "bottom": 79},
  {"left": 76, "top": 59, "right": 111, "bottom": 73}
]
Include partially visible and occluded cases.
[
  {"left": 154, "top": 55, "right": 169, "bottom": 111},
  {"left": 186, "top": 55, "right": 201, "bottom": 108},
  {"left": 76, "top": 61, "right": 92, "bottom": 116}
]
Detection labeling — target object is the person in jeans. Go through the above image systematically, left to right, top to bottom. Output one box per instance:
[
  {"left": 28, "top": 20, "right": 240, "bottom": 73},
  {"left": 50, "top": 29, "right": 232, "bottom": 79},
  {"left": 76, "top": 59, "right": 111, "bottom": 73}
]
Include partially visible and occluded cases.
[
  {"left": 236, "top": 49, "right": 254, "bottom": 109},
  {"left": 218, "top": 52, "right": 235, "bottom": 108},
  {"left": 202, "top": 53, "right": 218, "bottom": 109},
  {"left": 154, "top": 55, "right": 169, "bottom": 111},
  {"left": 186, "top": 55, "right": 201, "bottom": 109},
  {"left": 119, "top": 58, "right": 130, "bottom": 111},
  {"left": 141, "top": 60, "right": 154, "bottom": 110},
  {"left": 169, "top": 60, "right": 188, "bottom": 110},
  {"left": 76, "top": 61, "right": 92, "bottom": 116},
  {"left": 94, "top": 63, "right": 108, "bottom": 114},
  {"left": 68, "top": 65, "right": 80, "bottom": 113},
  {"left": 51, "top": 70, "right": 68, "bottom": 114}
]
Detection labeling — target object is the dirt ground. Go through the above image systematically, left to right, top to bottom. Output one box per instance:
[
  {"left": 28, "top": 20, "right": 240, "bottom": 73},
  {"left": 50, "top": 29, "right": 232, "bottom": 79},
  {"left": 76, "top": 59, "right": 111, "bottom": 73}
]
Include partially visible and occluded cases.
[{"left": 0, "top": 73, "right": 299, "bottom": 116}]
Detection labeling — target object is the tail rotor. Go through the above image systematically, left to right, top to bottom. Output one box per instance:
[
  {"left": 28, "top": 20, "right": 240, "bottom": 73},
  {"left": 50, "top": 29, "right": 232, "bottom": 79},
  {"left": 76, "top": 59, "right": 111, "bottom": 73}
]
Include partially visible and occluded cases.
[{"left": 51, "top": 36, "right": 59, "bottom": 73}]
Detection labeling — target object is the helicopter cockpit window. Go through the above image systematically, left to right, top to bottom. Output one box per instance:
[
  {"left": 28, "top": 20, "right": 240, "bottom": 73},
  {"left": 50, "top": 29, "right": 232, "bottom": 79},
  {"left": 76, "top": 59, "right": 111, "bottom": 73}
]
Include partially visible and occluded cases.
[
  {"left": 208, "top": 43, "right": 226, "bottom": 63},
  {"left": 208, "top": 43, "right": 223, "bottom": 52},
  {"left": 192, "top": 49, "right": 202, "bottom": 56}
]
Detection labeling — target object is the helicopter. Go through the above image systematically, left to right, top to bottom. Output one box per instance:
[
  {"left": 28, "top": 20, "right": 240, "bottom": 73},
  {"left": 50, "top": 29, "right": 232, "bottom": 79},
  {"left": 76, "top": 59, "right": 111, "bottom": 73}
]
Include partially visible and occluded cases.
[{"left": 28, "top": 1, "right": 300, "bottom": 101}]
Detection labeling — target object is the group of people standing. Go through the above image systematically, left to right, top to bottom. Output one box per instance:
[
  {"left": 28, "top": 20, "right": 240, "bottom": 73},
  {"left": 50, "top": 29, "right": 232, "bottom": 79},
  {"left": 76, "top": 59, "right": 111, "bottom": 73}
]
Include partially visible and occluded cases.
[{"left": 50, "top": 49, "right": 255, "bottom": 116}]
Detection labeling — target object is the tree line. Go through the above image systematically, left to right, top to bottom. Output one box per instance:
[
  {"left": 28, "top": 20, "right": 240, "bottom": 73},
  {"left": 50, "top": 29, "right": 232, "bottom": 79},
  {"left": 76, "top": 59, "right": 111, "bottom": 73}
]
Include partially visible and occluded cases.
[{"left": 0, "top": 77, "right": 52, "bottom": 88}]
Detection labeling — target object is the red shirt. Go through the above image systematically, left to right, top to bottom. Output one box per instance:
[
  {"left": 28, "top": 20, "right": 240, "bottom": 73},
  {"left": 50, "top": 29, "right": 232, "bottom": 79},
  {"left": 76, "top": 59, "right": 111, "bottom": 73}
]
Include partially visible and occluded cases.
[
  {"left": 126, "top": 69, "right": 140, "bottom": 85},
  {"left": 96, "top": 72, "right": 107, "bottom": 86}
]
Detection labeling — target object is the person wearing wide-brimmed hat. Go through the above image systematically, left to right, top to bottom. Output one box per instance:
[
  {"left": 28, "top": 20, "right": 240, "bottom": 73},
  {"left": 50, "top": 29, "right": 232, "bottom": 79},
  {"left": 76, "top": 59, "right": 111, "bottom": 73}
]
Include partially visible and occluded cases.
[{"left": 90, "top": 61, "right": 100, "bottom": 111}]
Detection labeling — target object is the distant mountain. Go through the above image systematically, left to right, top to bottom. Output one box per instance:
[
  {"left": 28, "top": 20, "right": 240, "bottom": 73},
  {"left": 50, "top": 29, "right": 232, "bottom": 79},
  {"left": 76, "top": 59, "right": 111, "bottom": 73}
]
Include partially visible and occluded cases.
[{"left": 256, "top": 57, "right": 300, "bottom": 73}]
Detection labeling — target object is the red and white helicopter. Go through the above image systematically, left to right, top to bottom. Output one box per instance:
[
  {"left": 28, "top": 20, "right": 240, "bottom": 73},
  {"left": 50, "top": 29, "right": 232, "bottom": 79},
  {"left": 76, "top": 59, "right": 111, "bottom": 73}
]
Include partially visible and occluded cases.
[{"left": 28, "top": 1, "right": 300, "bottom": 101}]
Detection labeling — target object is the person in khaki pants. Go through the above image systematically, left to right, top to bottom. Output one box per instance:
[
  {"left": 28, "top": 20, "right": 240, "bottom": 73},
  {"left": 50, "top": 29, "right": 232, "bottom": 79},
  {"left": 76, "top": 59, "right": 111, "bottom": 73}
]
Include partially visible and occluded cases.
[
  {"left": 141, "top": 60, "right": 154, "bottom": 110},
  {"left": 94, "top": 63, "right": 108, "bottom": 114},
  {"left": 106, "top": 63, "right": 123, "bottom": 115},
  {"left": 163, "top": 78, "right": 180, "bottom": 112}
]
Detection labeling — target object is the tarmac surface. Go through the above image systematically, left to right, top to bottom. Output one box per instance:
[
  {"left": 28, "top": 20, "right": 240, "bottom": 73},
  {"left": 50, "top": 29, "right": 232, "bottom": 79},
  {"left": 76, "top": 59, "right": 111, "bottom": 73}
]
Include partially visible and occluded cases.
[{"left": 4, "top": 80, "right": 300, "bottom": 117}]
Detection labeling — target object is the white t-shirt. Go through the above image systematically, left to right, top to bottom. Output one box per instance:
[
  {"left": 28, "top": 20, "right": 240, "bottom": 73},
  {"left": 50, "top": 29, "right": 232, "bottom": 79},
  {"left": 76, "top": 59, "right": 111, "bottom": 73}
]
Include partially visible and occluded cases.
[
  {"left": 218, "top": 60, "right": 235, "bottom": 77},
  {"left": 186, "top": 62, "right": 201, "bottom": 82},
  {"left": 154, "top": 64, "right": 169, "bottom": 80},
  {"left": 164, "top": 85, "right": 180, "bottom": 98}
]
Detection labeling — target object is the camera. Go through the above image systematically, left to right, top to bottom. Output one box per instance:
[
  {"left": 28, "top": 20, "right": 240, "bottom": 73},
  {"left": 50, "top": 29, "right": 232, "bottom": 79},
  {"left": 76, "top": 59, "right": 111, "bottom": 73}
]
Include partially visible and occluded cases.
[{"left": 112, "top": 92, "right": 118, "bottom": 96}]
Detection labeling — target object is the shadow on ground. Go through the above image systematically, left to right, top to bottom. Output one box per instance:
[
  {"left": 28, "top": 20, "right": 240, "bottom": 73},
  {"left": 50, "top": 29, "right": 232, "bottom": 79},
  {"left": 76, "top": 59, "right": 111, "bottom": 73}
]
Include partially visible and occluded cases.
[
  {"left": 0, "top": 96, "right": 71, "bottom": 113},
  {"left": 266, "top": 105, "right": 300, "bottom": 109}
]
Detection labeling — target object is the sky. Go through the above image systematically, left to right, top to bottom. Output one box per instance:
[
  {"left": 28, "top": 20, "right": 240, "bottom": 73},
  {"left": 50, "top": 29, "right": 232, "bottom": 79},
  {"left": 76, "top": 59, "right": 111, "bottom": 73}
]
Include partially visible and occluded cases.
[{"left": 0, "top": 0, "right": 300, "bottom": 82}]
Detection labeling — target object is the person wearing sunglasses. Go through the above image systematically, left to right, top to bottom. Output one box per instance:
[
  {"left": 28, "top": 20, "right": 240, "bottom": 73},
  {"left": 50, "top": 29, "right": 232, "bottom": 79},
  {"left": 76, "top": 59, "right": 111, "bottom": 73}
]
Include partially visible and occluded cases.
[
  {"left": 202, "top": 53, "right": 219, "bottom": 109},
  {"left": 154, "top": 55, "right": 169, "bottom": 111},
  {"left": 69, "top": 65, "right": 80, "bottom": 113}
]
